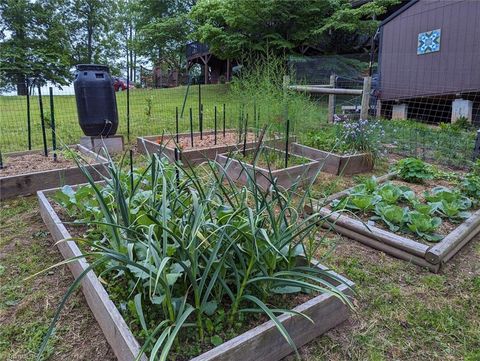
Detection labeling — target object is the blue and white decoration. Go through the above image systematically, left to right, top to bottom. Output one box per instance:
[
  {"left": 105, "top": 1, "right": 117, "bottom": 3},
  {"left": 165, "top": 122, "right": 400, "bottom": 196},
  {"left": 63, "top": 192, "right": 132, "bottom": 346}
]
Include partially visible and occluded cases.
[{"left": 417, "top": 29, "right": 441, "bottom": 55}]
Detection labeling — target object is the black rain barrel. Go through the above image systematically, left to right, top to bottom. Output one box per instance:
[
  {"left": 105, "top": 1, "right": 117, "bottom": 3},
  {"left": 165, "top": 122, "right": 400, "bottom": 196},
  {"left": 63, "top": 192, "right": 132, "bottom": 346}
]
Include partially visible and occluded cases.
[{"left": 74, "top": 64, "right": 119, "bottom": 136}]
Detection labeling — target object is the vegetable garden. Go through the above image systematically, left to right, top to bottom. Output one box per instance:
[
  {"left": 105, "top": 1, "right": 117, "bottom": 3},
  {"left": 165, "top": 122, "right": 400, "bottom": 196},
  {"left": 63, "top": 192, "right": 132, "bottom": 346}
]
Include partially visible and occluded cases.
[{"left": 1, "top": 75, "right": 480, "bottom": 361}]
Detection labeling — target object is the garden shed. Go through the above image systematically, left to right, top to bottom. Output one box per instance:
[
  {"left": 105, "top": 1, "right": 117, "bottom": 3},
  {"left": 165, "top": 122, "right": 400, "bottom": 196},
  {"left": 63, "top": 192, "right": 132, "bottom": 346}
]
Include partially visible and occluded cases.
[{"left": 377, "top": 0, "right": 480, "bottom": 123}]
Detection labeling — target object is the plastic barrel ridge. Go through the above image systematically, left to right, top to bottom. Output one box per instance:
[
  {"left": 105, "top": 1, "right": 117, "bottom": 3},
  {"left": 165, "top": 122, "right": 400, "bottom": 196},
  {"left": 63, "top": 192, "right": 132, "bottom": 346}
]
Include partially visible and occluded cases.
[{"left": 74, "top": 64, "right": 119, "bottom": 136}]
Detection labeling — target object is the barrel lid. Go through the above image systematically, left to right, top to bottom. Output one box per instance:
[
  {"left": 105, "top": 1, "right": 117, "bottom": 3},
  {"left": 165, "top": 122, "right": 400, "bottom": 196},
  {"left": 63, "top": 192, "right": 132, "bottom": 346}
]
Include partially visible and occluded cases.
[{"left": 76, "top": 64, "right": 110, "bottom": 72}]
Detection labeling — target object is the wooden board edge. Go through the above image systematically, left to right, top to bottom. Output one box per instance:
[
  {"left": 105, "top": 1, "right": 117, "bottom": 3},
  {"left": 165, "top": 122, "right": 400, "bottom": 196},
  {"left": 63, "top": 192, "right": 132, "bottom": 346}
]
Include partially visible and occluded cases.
[{"left": 37, "top": 190, "right": 146, "bottom": 361}]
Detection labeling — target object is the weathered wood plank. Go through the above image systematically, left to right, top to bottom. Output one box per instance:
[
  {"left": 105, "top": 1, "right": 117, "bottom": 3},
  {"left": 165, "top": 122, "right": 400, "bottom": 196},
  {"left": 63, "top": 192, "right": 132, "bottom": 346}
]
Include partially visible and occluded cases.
[
  {"left": 291, "top": 143, "right": 374, "bottom": 175},
  {"left": 0, "top": 145, "right": 108, "bottom": 201},
  {"left": 216, "top": 147, "right": 322, "bottom": 191},
  {"left": 37, "top": 190, "right": 146, "bottom": 361},
  {"left": 318, "top": 207, "right": 429, "bottom": 257},
  {"left": 425, "top": 208, "right": 480, "bottom": 264},
  {"left": 329, "top": 224, "right": 440, "bottom": 272},
  {"left": 191, "top": 271, "right": 353, "bottom": 361}
]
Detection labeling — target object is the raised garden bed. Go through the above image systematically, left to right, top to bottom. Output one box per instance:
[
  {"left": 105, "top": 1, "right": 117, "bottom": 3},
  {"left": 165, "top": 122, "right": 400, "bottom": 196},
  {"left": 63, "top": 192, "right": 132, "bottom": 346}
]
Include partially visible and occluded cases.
[
  {"left": 137, "top": 130, "right": 260, "bottom": 166},
  {"left": 137, "top": 130, "right": 294, "bottom": 166},
  {"left": 291, "top": 143, "right": 373, "bottom": 175},
  {"left": 0, "top": 145, "right": 107, "bottom": 200},
  {"left": 216, "top": 147, "right": 322, "bottom": 191},
  {"left": 307, "top": 172, "right": 480, "bottom": 272},
  {"left": 38, "top": 186, "right": 354, "bottom": 361}
]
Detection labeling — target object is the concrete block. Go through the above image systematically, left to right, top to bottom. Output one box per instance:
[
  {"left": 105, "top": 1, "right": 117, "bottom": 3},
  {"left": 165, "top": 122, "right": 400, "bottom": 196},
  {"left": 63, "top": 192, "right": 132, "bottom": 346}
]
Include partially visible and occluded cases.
[
  {"left": 452, "top": 99, "right": 473, "bottom": 123},
  {"left": 392, "top": 104, "right": 408, "bottom": 120},
  {"left": 80, "top": 135, "right": 124, "bottom": 154}
]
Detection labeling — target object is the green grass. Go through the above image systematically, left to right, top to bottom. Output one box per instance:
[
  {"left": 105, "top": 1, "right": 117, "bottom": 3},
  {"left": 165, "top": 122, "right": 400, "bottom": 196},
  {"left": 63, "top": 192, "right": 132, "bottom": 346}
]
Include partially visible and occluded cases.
[
  {"left": 0, "top": 84, "right": 331, "bottom": 153},
  {"left": 0, "top": 85, "right": 237, "bottom": 152},
  {"left": 0, "top": 197, "right": 113, "bottom": 361}
]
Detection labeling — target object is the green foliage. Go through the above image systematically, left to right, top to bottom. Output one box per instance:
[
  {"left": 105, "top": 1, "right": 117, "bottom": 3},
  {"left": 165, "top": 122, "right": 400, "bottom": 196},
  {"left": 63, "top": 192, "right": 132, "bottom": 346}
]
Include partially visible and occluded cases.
[
  {"left": 0, "top": 0, "right": 72, "bottom": 93},
  {"left": 190, "top": 0, "right": 398, "bottom": 60},
  {"left": 229, "top": 56, "right": 325, "bottom": 134},
  {"left": 439, "top": 117, "right": 473, "bottom": 132},
  {"left": 44, "top": 152, "right": 351, "bottom": 360},
  {"left": 394, "top": 158, "right": 434, "bottom": 183},
  {"left": 462, "top": 174, "right": 480, "bottom": 200},
  {"left": 331, "top": 175, "right": 478, "bottom": 242},
  {"left": 372, "top": 203, "right": 407, "bottom": 232},
  {"left": 406, "top": 212, "right": 442, "bottom": 242}
]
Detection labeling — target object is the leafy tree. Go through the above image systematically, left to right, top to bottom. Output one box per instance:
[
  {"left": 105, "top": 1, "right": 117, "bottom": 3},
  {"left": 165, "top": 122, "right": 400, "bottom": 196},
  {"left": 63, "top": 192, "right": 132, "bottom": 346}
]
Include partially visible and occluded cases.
[
  {"left": 0, "top": 0, "right": 71, "bottom": 95},
  {"left": 63, "top": 0, "right": 120, "bottom": 66},
  {"left": 133, "top": 0, "right": 194, "bottom": 71},
  {"left": 190, "top": 0, "right": 399, "bottom": 60}
]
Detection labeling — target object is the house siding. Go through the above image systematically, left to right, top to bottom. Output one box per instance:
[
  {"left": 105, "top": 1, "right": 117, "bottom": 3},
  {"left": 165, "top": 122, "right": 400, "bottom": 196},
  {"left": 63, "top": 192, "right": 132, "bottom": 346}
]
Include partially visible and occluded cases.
[{"left": 379, "top": 0, "right": 480, "bottom": 101}]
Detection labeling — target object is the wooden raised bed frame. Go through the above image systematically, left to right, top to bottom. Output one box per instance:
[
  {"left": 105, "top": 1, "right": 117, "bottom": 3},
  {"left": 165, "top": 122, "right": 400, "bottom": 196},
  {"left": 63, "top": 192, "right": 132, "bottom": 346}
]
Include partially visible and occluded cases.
[
  {"left": 137, "top": 130, "right": 294, "bottom": 166},
  {"left": 137, "top": 130, "right": 255, "bottom": 166},
  {"left": 291, "top": 143, "right": 373, "bottom": 175},
  {"left": 0, "top": 145, "right": 107, "bottom": 201},
  {"left": 216, "top": 147, "right": 322, "bottom": 191},
  {"left": 307, "top": 172, "right": 480, "bottom": 272},
  {"left": 37, "top": 186, "right": 354, "bottom": 361}
]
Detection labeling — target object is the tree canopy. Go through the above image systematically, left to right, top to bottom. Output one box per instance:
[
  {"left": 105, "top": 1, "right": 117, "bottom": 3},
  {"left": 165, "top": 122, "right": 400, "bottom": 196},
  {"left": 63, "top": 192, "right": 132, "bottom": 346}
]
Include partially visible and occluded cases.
[
  {"left": 0, "top": 0, "right": 399, "bottom": 94},
  {"left": 190, "top": 0, "right": 399, "bottom": 60}
]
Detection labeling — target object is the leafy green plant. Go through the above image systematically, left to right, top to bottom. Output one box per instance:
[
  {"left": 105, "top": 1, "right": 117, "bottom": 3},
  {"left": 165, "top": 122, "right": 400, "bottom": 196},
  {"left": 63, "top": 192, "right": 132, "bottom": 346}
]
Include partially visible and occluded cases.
[
  {"left": 37, "top": 151, "right": 351, "bottom": 360},
  {"left": 394, "top": 158, "right": 434, "bottom": 183},
  {"left": 462, "top": 174, "right": 480, "bottom": 200},
  {"left": 375, "top": 183, "right": 404, "bottom": 204},
  {"left": 333, "top": 194, "right": 381, "bottom": 213},
  {"left": 434, "top": 200, "right": 471, "bottom": 221},
  {"left": 372, "top": 203, "right": 407, "bottom": 232},
  {"left": 406, "top": 211, "right": 443, "bottom": 242}
]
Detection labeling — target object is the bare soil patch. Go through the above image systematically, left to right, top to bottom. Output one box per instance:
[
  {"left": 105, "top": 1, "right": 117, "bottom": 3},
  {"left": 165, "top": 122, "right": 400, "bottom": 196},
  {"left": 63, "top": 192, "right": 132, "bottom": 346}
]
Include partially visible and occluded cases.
[
  {"left": 157, "top": 131, "right": 257, "bottom": 151},
  {"left": 0, "top": 151, "right": 79, "bottom": 177}
]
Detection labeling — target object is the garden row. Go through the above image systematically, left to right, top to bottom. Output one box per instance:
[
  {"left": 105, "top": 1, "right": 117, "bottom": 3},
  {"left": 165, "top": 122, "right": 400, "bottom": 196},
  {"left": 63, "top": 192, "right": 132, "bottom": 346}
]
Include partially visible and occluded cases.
[{"left": 2, "top": 120, "right": 480, "bottom": 361}]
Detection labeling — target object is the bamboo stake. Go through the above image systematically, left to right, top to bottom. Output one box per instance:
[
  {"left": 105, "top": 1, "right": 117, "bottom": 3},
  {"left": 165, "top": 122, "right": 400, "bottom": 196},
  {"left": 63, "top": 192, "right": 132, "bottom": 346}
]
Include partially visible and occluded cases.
[{"left": 0, "top": 149, "right": 3, "bottom": 169}]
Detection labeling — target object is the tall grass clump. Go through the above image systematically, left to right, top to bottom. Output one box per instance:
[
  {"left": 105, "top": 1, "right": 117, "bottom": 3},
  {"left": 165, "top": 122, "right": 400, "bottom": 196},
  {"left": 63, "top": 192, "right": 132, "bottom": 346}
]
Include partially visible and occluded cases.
[
  {"left": 229, "top": 55, "right": 328, "bottom": 136},
  {"left": 36, "top": 149, "right": 352, "bottom": 360}
]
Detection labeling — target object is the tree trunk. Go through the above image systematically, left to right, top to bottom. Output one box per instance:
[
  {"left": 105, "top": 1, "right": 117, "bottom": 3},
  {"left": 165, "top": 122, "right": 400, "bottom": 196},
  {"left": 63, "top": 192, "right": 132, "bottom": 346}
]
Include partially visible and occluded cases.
[
  {"left": 87, "top": 25, "right": 93, "bottom": 63},
  {"left": 16, "top": 75, "right": 27, "bottom": 96}
]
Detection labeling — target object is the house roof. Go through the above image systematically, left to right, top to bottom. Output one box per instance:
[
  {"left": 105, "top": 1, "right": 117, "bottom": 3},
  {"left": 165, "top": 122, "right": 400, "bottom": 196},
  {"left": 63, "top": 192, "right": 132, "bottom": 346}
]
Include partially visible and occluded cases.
[{"left": 379, "top": 0, "right": 419, "bottom": 27}]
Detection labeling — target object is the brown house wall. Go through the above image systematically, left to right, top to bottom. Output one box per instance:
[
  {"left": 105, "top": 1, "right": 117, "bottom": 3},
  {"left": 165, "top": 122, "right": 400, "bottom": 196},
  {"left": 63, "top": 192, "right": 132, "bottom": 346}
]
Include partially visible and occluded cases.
[{"left": 379, "top": 0, "right": 480, "bottom": 101}]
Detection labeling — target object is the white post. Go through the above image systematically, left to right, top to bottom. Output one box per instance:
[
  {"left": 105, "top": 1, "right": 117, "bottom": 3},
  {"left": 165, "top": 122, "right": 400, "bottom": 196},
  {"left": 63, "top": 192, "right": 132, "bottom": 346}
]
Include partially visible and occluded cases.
[
  {"left": 327, "top": 74, "right": 336, "bottom": 122},
  {"left": 360, "top": 76, "right": 372, "bottom": 120}
]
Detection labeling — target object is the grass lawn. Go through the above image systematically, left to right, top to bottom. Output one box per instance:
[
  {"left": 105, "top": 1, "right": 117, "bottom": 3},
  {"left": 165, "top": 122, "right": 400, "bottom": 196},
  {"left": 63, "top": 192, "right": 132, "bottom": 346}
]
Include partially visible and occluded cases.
[
  {"left": 0, "top": 84, "right": 331, "bottom": 153},
  {"left": 0, "top": 85, "right": 240, "bottom": 153},
  {"left": 1, "top": 156, "right": 479, "bottom": 361}
]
